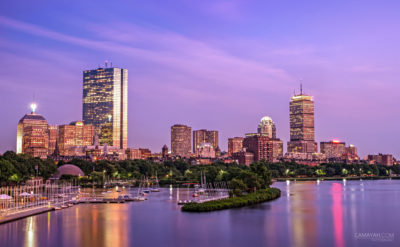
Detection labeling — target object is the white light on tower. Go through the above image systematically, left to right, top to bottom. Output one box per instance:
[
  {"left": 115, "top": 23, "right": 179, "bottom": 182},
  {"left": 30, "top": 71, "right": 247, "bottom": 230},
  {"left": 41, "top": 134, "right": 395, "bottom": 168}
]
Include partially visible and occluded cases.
[{"left": 30, "top": 103, "right": 37, "bottom": 114}]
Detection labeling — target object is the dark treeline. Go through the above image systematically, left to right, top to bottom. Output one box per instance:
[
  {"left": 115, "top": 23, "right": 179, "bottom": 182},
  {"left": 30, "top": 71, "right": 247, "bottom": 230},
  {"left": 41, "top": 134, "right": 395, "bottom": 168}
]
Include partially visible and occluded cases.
[{"left": 1, "top": 151, "right": 399, "bottom": 186}]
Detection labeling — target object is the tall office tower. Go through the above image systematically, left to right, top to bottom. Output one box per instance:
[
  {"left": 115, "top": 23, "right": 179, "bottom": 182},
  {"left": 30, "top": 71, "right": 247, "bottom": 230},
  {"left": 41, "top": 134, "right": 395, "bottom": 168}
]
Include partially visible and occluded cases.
[
  {"left": 83, "top": 65, "right": 128, "bottom": 149},
  {"left": 287, "top": 87, "right": 317, "bottom": 153},
  {"left": 16, "top": 104, "right": 49, "bottom": 159},
  {"left": 257, "top": 116, "right": 276, "bottom": 138},
  {"left": 58, "top": 121, "right": 95, "bottom": 156},
  {"left": 171, "top": 124, "right": 192, "bottom": 157},
  {"left": 48, "top": 125, "right": 58, "bottom": 155},
  {"left": 193, "top": 129, "right": 219, "bottom": 153},
  {"left": 228, "top": 137, "right": 243, "bottom": 156},
  {"left": 320, "top": 140, "right": 346, "bottom": 159}
]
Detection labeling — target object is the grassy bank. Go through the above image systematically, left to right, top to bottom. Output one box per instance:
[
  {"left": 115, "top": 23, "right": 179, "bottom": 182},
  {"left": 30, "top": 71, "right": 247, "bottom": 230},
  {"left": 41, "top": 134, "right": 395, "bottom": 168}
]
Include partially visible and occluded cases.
[{"left": 181, "top": 188, "right": 281, "bottom": 212}]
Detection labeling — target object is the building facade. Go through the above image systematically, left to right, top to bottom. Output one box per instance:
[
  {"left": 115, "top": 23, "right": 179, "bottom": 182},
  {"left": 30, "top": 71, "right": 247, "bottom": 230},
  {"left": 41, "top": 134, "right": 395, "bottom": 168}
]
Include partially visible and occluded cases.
[
  {"left": 82, "top": 66, "right": 128, "bottom": 149},
  {"left": 287, "top": 91, "right": 317, "bottom": 153},
  {"left": 17, "top": 105, "right": 49, "bottom": 159},
  {"left": 257, "top": 116, "right": 276, "bottom": 138},
  {"left": 58, "top": 121, "right": 95, "bottom": 156},
  {"left": 171, "top": 124, "right": 191, "bottom": 157},
  {"left": 48, "top": 125, "right": 58, "bottom": 156},
  {"left": 192, "top": 129, "right": 218, "bottom": 154},
  {"left": 243, "top": 134, "right": 283, "bottom": 163},
  {"left": 228, "top": 137, "right": 244, "bottom": 157},
  {"left": 320, "top": 140, "right": 346, "bottom": 159},
  {"left": 196, "top": 143, "right": 216, "bottom": 158},
  {"left": 232, "top": 151, "right": 254, "bottom": 166},
  {"left": 367, "top": 154, "right": 393, "bottom": 166}
]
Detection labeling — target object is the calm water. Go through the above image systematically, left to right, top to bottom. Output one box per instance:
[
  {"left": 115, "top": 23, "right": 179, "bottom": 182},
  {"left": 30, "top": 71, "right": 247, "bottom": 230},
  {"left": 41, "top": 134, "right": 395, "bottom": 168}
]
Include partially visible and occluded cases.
[{"left": 1, "top": 180, "right": 400, "bottom": 247}]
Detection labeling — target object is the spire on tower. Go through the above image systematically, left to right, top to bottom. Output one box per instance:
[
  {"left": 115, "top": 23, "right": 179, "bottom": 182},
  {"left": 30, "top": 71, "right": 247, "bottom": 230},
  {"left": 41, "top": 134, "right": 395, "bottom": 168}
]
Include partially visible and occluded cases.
[{"left": 30, "top": 103, "right": 37, "bottom": 114}]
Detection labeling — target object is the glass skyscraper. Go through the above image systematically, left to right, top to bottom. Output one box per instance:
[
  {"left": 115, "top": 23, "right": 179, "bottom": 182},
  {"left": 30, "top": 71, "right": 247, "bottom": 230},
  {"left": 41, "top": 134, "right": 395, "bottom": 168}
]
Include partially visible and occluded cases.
[{"left": 83, "top": 67, "right": 128, "bottom": 149}]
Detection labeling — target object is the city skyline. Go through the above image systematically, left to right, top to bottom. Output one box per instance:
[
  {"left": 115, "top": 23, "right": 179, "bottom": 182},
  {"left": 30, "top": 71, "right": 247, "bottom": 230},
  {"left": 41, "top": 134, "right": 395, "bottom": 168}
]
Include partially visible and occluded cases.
[{"left": 1, "top": 1, "right": 400, "bottom": 157}]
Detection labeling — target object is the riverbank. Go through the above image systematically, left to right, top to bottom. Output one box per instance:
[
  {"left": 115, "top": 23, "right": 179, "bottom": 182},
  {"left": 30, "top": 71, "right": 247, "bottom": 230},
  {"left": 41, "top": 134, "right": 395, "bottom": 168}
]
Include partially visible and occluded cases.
[
  {"left": 276, "top": 176, "right": 400, "bottom": 182},
  {"left": 181, "top": 188, "right": 281, "bottom": 212},
  {"left": 0, "top": 206, "right": 55, "bottom": 225}
]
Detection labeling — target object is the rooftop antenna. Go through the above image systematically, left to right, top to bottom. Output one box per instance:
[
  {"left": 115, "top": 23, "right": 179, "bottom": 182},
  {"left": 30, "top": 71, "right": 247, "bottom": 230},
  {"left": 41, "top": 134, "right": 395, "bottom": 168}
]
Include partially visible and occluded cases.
[
  {"left": 105, "top": 60, "right": 108, "bottom": 68},
  {"left": 110, "top": 61, "right": 112, "bottom": 67},
  {"left": 299, "top": 78, "right": 304, "bottom": 95}
]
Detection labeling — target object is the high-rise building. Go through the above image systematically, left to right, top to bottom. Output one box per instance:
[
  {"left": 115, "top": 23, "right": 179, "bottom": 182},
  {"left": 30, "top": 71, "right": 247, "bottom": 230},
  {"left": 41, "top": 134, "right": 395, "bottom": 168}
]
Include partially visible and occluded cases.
[
  {"left": 82, "top": 66, "right": 128, "bottom": 149},
  {"left": 287, "top": 87, "right": 317, "bottom": 153},
  {"left": 17, "top": 104, "right": 49, "bottom": 159},
  {"left": 257, "top": 116, "right": 276, "bottom": 138},
  {"left": 58, "top": 121, "right": 95, "bottom": 156},
  {"left": 171, "top": 124, "right": 191, "bottom": 157},
  {"left": 193, "top": 129, "right": 218, "bottom": 154},
  {"left": 243, "top": 134, "right": 283, "bottom": 163},
  {"left": 228, "top": 137, "right": 243, "bottom": 156},
  {"left": 320, "top": 140, "right": 346, "bottom": 159}
]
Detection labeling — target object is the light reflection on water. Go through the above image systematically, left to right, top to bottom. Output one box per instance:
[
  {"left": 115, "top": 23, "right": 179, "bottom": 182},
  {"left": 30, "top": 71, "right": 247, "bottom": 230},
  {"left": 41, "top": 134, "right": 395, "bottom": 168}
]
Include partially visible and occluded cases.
[{"left": 2, "top": 180, "right": 400, "bottom": 247}]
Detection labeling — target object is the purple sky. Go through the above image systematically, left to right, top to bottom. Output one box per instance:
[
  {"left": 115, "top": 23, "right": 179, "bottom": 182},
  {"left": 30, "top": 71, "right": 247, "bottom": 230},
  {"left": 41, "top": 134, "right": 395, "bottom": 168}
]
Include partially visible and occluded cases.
[{"left": 0, "top": 1, "right": 399, "bottom": 158}]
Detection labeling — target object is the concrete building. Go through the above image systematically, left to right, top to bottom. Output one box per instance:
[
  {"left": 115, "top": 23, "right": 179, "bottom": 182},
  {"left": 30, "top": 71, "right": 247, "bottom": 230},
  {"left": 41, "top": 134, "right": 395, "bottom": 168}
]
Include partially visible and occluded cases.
[
  {"left": 82, "top": 65, "right": 128, "bottom": 149},
  {"left": 287, "top": 87, "right": 317, "bottom": 153},
  {"left": 16, "top": 104, "right": 49, "bottom": 159},
  {"left": 58, "top": 121, "right": 95, "bottom": 156},
  {"left": 171, "top": 124, "right": 191, "bottom": 157},
  {"left": 193, "top": 129, "right": 218, "bottom": 154},
  {"left": 243, "top": 134, "right": 283, "bottom": 162},
  {"left": 228, "top": 137, "right": 243, "bottom": 157},
  {"left": 320, "top": 140, "right": 346, "bottom": 159},
  {"left": 197, "top": 143, "right": 216, "bottom": 158},
  {"left": 126, "top": 148, "right": 141, "bottom": 160},
  {"left": 139, "top": 148, "right": 151, "bottom": 159},
  {"left": 232, "top": 150, "right": 254, "bottom": 166},
  {"left": 283, "top": 152, "right": 327, "bottom": 166},
  {"left": 367, "top": 154, "right": 394, "bottom": 166}
]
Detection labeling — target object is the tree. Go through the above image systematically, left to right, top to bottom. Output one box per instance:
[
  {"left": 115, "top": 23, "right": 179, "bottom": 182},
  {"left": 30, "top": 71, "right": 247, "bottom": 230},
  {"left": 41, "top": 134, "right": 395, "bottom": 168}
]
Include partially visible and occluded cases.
[
  {"left": 0, "top": 159, "right": 16, "bottom": 183},
  {"left": 229, "top": 178, "right": 247, "bottom": 196}
]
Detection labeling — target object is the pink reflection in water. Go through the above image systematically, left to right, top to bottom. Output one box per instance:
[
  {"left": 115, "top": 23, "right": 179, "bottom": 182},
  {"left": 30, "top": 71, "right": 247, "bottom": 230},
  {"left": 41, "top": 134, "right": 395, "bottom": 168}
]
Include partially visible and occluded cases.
[{"left": 332, "top": 182, "right": 344, "bottom": 247}]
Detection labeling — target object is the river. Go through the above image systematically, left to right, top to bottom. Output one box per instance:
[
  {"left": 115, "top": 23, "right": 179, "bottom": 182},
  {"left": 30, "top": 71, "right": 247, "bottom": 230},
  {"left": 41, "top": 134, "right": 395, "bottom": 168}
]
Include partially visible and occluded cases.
[{"left": 1, "top": 180, "right": 399, "bottom": 247}]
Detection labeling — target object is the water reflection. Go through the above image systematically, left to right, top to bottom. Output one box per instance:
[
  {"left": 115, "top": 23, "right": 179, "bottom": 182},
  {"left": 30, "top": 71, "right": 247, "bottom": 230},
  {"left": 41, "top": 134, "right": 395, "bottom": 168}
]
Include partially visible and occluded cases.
[
  {"left": 2, "top": 181, "right": 400, "bottom": 247},
  {"left": 288, "top": 181, "right": 317, "bottom": 247},
  {"left": 331, "top": 183, "right": 344, "bottom": 247},
  {"left": 25, "top": 217, "right": 35, "bottom": 247}
]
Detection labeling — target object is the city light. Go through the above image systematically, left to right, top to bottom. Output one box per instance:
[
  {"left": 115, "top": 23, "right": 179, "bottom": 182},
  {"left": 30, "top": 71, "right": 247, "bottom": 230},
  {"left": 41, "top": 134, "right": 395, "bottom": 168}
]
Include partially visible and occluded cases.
[
  {"left": 30, "top": 103, "right": 37, "bottom": 114},
  {"left": 332, "top": 139, "right": 340, "bottom": 144}
]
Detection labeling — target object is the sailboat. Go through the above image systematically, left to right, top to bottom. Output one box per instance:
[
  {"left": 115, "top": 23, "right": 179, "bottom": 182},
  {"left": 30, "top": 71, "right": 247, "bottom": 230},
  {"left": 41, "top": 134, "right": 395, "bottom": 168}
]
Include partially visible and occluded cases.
[
  {"left": 193, "top": 171, "right": 206, "bottom": 197},
  {"left": 151, "top": 172, "right": 160, "bottom": 192},
  {"left": 142, "top": 177, "right": 150, "bottom": 194}
]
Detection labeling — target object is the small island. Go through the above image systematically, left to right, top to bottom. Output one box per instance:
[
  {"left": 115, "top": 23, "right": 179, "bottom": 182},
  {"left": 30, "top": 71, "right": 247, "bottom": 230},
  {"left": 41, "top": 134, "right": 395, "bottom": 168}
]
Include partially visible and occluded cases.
[
  {"left": 182, "top": 162, "right": 281, "bottom": 212},
  {"left": 182, "top": 188, "right": 280, "bottom": 212}
]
